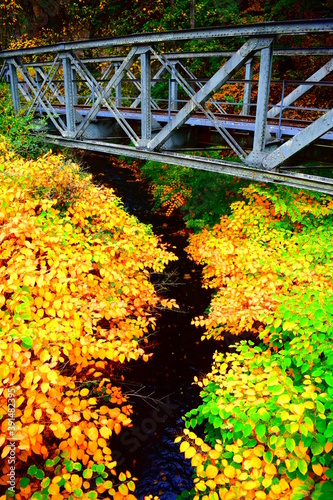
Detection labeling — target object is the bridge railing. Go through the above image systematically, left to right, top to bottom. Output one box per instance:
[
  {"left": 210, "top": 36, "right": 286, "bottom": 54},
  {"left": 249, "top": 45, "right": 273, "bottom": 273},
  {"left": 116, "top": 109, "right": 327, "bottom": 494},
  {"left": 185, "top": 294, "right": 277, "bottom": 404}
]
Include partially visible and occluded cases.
[{"left": 1, "top": 19, "right": 333, "bottom": 193}]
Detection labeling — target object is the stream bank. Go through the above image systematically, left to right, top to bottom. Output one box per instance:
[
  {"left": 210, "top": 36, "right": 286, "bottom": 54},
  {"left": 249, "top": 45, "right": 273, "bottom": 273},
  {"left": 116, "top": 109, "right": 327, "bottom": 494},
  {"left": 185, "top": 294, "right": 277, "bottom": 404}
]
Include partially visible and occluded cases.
[{"left": 83, "top": 152, "right": 221, "bottom": 499}]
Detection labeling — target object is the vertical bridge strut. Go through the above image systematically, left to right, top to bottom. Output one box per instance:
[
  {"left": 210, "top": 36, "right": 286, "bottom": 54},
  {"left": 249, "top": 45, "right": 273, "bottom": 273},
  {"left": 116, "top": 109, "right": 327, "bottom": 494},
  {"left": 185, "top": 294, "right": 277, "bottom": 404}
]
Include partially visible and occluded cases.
[{"left": 1, "top": 19, "right": 333, "bottom": 193}]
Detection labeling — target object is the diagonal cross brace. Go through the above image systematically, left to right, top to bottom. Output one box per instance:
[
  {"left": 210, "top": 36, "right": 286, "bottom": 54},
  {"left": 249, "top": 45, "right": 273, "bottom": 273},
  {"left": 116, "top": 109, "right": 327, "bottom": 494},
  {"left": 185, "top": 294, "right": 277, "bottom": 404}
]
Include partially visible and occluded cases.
[
  {"left": 146, "top": 37, "right": 275, "bottom": 151},
  {"left": 75, "top": 46, "right": 144, "bottom": 139},
  {"left": 151, "top": 49, "right": 246, "bottom": 158},
  {"left": 68, "top": 51, "right": 139, "bottom": 143},
  {"left": 11, "top": 56, "right": 67, "bottom": 134},
  {"left": 267, "top": 57, "right": 333, "bottom": 118},
  {"left": 177, "top": 61, "right": 227, "bottom": 114},
  {"left": 35, "top": 66, "right": 65, "bottom": 105},
  {"left": 126, "top": 69, "right": 159, "bottom": 109},
  {"left": 263, "top": 108, "right": 333, "bottom": 170}
]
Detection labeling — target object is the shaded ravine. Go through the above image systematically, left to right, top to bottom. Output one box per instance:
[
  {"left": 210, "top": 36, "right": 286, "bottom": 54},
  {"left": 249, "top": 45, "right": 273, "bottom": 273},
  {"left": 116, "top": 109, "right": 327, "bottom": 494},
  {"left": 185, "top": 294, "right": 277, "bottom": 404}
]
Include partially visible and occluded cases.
[{"left": 84, "top": 153, "right": 220, "bottom": 499}]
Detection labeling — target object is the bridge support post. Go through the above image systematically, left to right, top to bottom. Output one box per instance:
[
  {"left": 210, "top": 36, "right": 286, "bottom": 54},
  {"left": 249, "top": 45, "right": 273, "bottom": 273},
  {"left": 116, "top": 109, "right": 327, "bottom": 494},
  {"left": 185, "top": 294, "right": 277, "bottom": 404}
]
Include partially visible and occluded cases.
[
  {"left": 246, "top": 42, "right": 274, "bottom": 166},
  {"left": 140, "top": 49, "right": 151, "bottom": 145},
  {"left": 61, "top": 53, "right": 76, "bottom": 136},
  {"left": 241, "top": 58, "right": 253, "bottom": 115},
  {"left": 8, "top": 59, "right": 20, "bottom": 114},
  {"left": 170, "top": 62, "right": 178, "bottom": 111},
  {"left": 114, "top": 63, "right": 122, "bottom": 107},
  {"left": 71, "top": 66, "right": 78, "bottom": 105},
  {"left": 35, "top": 68, "right": 43, "bottom": 115}
]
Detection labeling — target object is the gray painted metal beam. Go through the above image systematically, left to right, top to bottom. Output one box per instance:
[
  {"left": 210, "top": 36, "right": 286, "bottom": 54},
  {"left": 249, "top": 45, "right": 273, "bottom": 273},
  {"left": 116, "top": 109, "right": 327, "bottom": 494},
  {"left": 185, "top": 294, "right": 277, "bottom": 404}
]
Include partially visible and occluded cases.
[
  {"left": 1, "top": 19, "right": 332, "bottom": 58},
  {"left": 147, "top": 37, "right": 274, "bottom": 151},
  {"left": 246, "top": 43, "right": 274, "bottom": 166},
  {"left": 19, "top": 48, "right": 333, "bottom": 69},
  {"left": 140, "top": 50, "right": 151, "bottom": 145},
  {"left": 62, "top": 53, "right": 76, "bottom": 136},
  {"left": 268, "top": 57, "right": 333, "bottom": 118},
  {"left": 8, "top": 59, "right": 20, "bottom": 114},
  {"left": 240, "top": 59, "right": 253, "bottom": 115},
  {"left": 170, "top": 62, "right": 178, "bottom": 112},
  {"left": 114, "top": 63, "right": 122, "bottom": 107},
  {"left": 263, "top": 109, "right": 333, "bottom": 169},
  {"left": 44, "top": 134, "right": 333, "bottom": 195}
]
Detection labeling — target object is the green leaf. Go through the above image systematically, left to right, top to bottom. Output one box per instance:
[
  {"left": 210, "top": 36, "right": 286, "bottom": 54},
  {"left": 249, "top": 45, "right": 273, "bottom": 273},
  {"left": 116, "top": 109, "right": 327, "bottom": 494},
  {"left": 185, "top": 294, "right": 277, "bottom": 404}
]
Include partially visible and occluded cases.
[
  {"left": 21, "top": 335, "right": 33, "bottom": 349},
  {"left": 325, "top": 374, "right": 333, "bottom": 388},
  {"left": 242, "top": 424, "right": 252, "bottom": 437},
  {"left": 256, "top": 424, "right": 266, "bottom": 439},
  {"left": 286, "top": 438, "right": 295, "bottom": 452},
  {"left": 311, "top": 442, "right": 324, "bottom": 456},
  {"left": 264, "top": 451, "right": 273, "bottom": 464},
  {"left": 298, "top": 459, "right": 308, "bottom": 475},
  {"left": 65, "top": 461, "right": 74, "bottom": 472},
  {"left": 73, "top": 463, "right": 82, "bottom": 471},
  {"left": 96, "top": 464, "right": 105, "bottom": 474},
  {"left": 28, "top": 465, "right": 38, "bottom": 476},
  {"left": 35, "top": 469, "right": 44, "bottom": 480},
  {"left": 20, "top": 477, "right": 30, "bottom": 488},
  {"left": 95, "top": 477, "right": 104, "bottom": 486},
  {"left": 74, "top": 489, "right": 83, "bottom": 497},
  {"left": 31, "top": 493, "right": 42, "bottom": 499},
  {"left": 88, "top": 493, "right": 98, "bottom": 500}
]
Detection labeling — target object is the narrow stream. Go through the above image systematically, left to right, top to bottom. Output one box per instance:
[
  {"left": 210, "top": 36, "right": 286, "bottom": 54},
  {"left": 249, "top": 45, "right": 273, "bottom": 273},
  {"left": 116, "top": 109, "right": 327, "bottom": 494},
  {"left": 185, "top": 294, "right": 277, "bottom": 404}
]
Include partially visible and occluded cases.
[{"left": 84, "top": 153, "right": 220, "bottom": 499}]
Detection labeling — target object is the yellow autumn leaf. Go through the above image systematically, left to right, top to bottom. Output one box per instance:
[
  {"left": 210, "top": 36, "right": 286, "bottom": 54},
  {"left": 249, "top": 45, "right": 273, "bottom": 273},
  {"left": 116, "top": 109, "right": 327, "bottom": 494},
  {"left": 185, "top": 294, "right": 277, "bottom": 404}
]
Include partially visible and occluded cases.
[
  {"left": 53, "top": 299, "right": 62, "bottom": 310},
  {"left": 80, "top": 388, "right": 89, "bottom": 397},
  {"left": 276, "top": 394, "right": 290, "bottom": 405},
  {"left": 28, "top": 423, "right": 40, "bottom": 437},
  {"left": 53, "top": 423, "right": 67, "bottom": 439},
  {"left": 71, "top": 426, "right": 82, "bottom": 440},
  {"left": 87, "top": 427, "right": 98, "bottom": 441},
  {"left": 180, "top": 441, "right": 190, "bottom": 453},
  {"left": 1, "top": 446, "right": 10, "bottom": 458},
  {"left": 184, "top": 446, "right": 196, "bottom": 459},
  {"left": 251, "top": 456, "right": 262, "bottom": 468},
  {"left": 264, "top": 463, "right": 277, "bottom": 475},
  {"left": 312, "top": 463, "right": 323, "bottom": 476},
  {"left": 206, "top": 464, "right": 219, "bottom": 479},
  {"left": 224, "top": 465, "right": 236, "bottom": 479}
]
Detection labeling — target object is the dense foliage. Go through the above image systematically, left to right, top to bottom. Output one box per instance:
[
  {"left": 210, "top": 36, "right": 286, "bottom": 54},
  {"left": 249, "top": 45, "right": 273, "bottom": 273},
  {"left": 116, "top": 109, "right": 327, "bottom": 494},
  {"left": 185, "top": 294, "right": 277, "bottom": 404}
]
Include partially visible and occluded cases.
[
  {"left": 0, "top": 83, "right": 48, "bottom": 159},
  {"left": 0, "top": 137, "right": 178, "bottom": 499},
  {"left": 140, "top": 159, "right": 247, "bottom": 232},
  {"left": 175, "top": 184, "right": 333, "bottom": 499}
]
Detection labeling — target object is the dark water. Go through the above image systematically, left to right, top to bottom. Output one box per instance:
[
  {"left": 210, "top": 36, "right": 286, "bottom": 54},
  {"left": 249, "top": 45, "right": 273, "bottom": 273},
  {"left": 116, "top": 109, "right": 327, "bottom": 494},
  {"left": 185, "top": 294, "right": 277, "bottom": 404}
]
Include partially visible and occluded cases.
[{"left": 84, "top": 153, "right": 220, "bottom": 499}]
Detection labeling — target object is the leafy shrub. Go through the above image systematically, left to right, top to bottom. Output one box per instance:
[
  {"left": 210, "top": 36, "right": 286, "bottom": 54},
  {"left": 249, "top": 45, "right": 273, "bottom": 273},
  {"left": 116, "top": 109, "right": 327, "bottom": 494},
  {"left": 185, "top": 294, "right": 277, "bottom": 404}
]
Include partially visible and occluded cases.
[
  {"left": 0, "top": 83, "right": 49, "bottom": 159},
  {"left": 0, "top": 138, "right": 178, "bottom": 499},
  {"left": 140, "top": 158, "right": 247, "bottom": 231},
  {"left": 176, "top": 183, "right": 333, "bottom": 499}
]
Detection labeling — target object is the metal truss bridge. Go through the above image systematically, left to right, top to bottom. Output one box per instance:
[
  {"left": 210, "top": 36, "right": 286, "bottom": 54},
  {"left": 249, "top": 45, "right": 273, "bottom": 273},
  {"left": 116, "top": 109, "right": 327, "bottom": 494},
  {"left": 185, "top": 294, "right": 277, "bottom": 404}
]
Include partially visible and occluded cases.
[{"left": 1, "top": 19, "right": 333, "bottom": 194}]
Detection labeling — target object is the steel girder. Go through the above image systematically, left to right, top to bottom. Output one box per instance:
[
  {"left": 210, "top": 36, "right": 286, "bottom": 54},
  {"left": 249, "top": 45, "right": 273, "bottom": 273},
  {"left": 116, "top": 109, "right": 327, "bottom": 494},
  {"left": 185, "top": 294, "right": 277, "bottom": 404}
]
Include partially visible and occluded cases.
[
  {"left": 1, "top": 19, "right": 332, "bottom": 58},
  {"left": 45, "top": 134, "right": 333, "bottom": 196}
]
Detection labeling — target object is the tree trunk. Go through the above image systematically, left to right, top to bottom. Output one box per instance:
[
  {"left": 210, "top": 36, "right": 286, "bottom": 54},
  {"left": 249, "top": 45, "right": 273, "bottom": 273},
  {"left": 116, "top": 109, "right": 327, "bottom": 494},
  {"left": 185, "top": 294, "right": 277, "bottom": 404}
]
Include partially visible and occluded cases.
[{"left": 190, "top": 0, "right": 195, "bottom": 29}]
